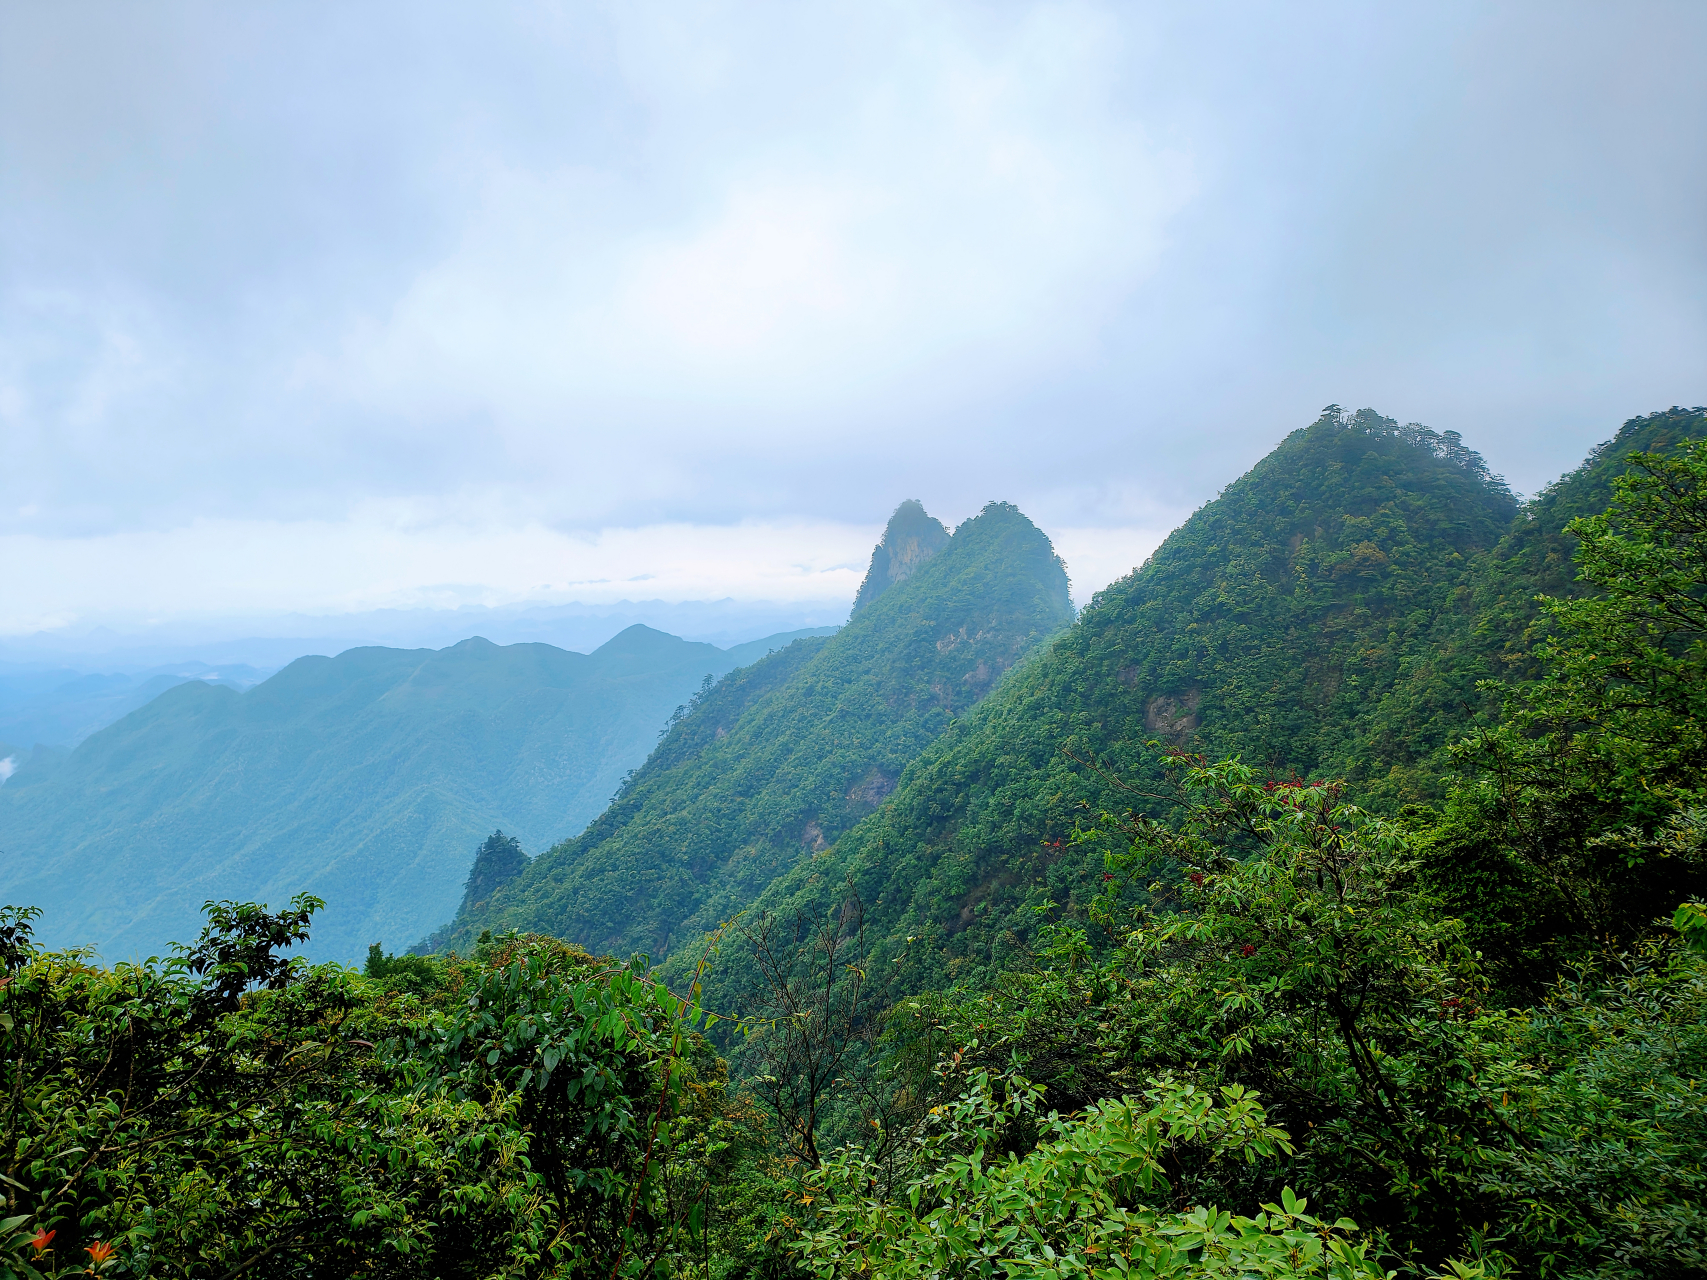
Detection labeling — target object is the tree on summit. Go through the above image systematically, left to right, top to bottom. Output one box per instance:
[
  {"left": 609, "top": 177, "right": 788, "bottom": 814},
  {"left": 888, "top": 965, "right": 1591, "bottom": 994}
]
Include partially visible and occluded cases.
[{"left": 458, "top": 829, "right": 530, "bottom": 917}]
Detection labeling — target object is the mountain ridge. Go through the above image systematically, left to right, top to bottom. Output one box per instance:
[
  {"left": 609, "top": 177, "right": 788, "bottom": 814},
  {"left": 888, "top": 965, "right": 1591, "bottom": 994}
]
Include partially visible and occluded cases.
[
  {"left": 672, "top": 407, "right": 1707, "bottom": 1013},
  {"left": 0, "top": 624, "right": 831, "bottom": 963}
]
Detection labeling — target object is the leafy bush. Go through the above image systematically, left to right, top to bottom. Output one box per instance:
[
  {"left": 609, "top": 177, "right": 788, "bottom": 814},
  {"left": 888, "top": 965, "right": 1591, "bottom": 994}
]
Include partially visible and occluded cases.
[
  {"left": 0, "top": 901, "right": 754, "bottom": 1278},
  {"left": 794, "top": 1068, "right": 1390, "bottom": 1280}
]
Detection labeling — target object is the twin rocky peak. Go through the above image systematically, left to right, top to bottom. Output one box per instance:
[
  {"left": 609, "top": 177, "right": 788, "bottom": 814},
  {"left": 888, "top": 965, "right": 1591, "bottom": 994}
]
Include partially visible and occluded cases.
[
  {"left": 437, "top": 498, "right": 1074, "bottom": 959},
  {"left": 850, "top": 499, "right": 954, "bottom": 615}
]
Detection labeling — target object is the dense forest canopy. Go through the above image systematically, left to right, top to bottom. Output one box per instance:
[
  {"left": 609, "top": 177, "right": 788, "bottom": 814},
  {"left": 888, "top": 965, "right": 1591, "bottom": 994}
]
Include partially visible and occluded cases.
[
  {"left": 5, "top": 406, "right": 1707, "bottom": 1279},
  {"left": 675, "top": 407, "right": 1705, "bottom": 1008}
]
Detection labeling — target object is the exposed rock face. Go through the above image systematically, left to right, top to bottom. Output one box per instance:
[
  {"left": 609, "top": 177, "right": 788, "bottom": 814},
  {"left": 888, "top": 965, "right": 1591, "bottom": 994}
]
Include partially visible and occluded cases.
[
  {"left": 850, "top": 500, "right": 951, "bottom": 616},
  {"left": 1145, "top": 690, "right": 1202, "bottom": 737},
  {"left": 846, "top": 769, "right": 897, "bottom": 806}
]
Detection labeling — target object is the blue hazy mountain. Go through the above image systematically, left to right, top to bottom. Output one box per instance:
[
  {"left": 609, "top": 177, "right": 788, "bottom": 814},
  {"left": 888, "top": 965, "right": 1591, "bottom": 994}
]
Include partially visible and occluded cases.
[
  {"left": 0, "top": 625, "right": 830, "bottom": 963},
  {"left": 0, "top": 662, "right": 271, "bottom": 754}
]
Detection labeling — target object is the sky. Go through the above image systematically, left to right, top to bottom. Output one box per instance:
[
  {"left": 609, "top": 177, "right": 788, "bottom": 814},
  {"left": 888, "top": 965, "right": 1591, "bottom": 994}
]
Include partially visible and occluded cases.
[{"left": 2, "top": 0, "right": 1704, "bottom": 646}]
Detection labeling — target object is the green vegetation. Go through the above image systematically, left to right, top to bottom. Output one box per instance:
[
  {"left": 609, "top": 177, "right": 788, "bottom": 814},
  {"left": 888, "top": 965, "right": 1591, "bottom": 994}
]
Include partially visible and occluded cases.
[
  {"left": 7, "top": 407, "right": 1707, "bottom": 1277},
  {"left": 679, "top": 407, "right": 1705, "bottom": 1006},
  {"left": 850, "top": 499, "right": 951, "bottom": 615},
  {"left": 436, "top": 501, "right": 1075, "bottom": 960},
  {"left": 0, "top": 625, "right": 827, "bottom": 964},
  {"left": 0, "top": 664, "right": 269, "bottom": 754},
  {"left": 0, "top": 899, "right": 789, "bottom": 1278}
]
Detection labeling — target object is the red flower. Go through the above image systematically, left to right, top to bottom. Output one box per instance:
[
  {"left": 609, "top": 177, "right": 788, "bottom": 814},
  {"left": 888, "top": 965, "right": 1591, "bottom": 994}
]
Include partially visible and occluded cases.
[
  {"left": 29, "top": 1229, "right": 54, "bottom": 1253},
  {"left": 87, "top": 1241, "right": 116, "bottom": 1265}
]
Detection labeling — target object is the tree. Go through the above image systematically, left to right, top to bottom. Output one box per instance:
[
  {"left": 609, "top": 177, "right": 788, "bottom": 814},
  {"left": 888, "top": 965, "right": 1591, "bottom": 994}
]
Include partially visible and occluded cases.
[
  {"left": 1427, "top": 439, "right": 1707, "bottom": 986},
  {"left": 732, "top": 886, "right": 892, "bottom": 1167},
  {"left": 0, "top": 901, "right": 728, "bottom": 1278},
  {"left": 793, "top": 1067, "right": 1391, "bottom": 1280}
]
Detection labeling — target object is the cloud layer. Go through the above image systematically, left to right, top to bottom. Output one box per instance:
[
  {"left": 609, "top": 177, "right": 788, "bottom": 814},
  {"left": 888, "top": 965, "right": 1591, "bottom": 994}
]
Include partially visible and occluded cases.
[{"left": 1, "top": 1, "right": 1702, "bottom": 633}]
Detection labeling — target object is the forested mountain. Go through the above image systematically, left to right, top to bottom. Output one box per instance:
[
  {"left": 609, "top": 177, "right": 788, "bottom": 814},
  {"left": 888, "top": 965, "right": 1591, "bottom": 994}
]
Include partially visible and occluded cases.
[
  {"left": 677, "top": 406, "right": 1707, "bottom": 1003},
  {"left": 849, "top": 498, "right": 951, "bottom": 614},
  {"left": 432, "top": 501, "right": 1074, "bottom": 959},
  {"left": 0, "top": 624, "right": 828, "bottom": 964}
]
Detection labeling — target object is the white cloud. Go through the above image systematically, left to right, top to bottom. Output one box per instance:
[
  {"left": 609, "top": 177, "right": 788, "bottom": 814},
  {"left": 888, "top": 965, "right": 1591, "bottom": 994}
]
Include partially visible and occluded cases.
[
  {"left": 0, "top": 0, "right": 1702, "bottom": 632},
  {"left": 321, "top": 3, "right": 1192, "bottom": 450},
  {"left": 0, "top": 508, "right": 1162, "bottom": 635},
  {"left": 0, "top": 513, "right": 875, "bottom": 635},
  {"left": 1049, "top": 526, "right": 1170, "bottom": 604}
]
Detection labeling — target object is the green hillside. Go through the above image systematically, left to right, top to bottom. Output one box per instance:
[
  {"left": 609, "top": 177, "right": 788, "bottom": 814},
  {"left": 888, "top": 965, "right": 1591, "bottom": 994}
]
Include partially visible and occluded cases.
[
  {"left": 678, "top": 406, "right": 1707, "bottom": 1004},
  {"left": 8, "top": 412, "right": 1707, "bottom": 1280},
  {"left": 434, "top": 501, "right": 1075, "bottom": 959},
  {"left": 0, "top": 624, "right": 828, "bottom": 964}
]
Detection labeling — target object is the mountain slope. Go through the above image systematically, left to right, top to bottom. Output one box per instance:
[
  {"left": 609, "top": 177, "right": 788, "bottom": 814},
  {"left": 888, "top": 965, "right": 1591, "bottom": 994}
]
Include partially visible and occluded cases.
[
  {"left": 1330, "top": 404, "right": 1707, "bottom": 798},
  {"left": 679, "top": 407, "right": 1652, "bottom": 1005},
  {"left": 436, "top": 501, "right": 1074, "bottom": 959},
  {"left": 0, "top": 624, "right": 828, "bottom": 963}
]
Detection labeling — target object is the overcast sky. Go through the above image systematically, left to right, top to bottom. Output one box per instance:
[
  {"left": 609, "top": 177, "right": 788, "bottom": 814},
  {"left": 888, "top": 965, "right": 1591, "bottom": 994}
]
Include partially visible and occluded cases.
[{"left": 2, "top": 0, "right": 1704, "bottom": 638}]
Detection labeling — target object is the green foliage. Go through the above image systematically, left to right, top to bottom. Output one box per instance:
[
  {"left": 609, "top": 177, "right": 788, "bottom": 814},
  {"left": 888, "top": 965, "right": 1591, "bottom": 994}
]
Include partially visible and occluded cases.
[
  {"left": 13, "top": 407, "right": 1707, "bottom": 1279},
  {"left": 682, "top": 408, "right": 1707, "bottom": 1022},
  {"left": 684, "top": 408, "right": 1527, "bottom": 1014},
  {"left": 1422, "top": 433, "right": 1707, "bottom": 989},
  {"left": 1499, "top": 433, "right": 1707, "bottom": 799},
  {"left": 446, "top": 501, "right": 1074, "bottom": 961},
  {"left": 0, "top": 624, "right": 830, "bottom": 965},
  {"left": 880, "top": 752, "right": 1707, "bottom": 1276},
  {"left": 919, "top": 758, "right": 1500, "bottom": 1267},
  {"left": 456, "top": 830, "right": 533, "bottom": 918},
  {"left": 0, "top": 898, "right": 768, "bottom": 1278},
  {"left": 1675, "top": 901, "right": 1707, "bottom": 955},
  {"left": 1478, "top": 940, "right": 1707, "bottom": 1280},
  {"left": 364, "top": 941, "right": 445, "bottom": 995},
  {"left": 794, "top": 1068, "right": 1389, "bottom": 1280}
]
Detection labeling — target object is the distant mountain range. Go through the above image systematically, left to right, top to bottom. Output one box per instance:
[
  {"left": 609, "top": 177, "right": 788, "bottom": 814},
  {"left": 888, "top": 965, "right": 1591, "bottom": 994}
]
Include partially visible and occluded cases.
[
  {"left": 11, "top": 405, "right": 1704, "bottom": 998},
  {"left": 0, "top": 598, "right": 851, "bottom": 676},
  {"left": 0, "top": 624, "right": 831, "bottom": 963},
  {"left": 0, "top": 662, "right": 271, "bottom": 757}
]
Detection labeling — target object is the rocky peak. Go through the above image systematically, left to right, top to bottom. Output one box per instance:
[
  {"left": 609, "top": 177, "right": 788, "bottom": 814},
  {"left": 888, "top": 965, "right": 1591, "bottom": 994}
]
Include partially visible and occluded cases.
[{"left": 850, "top": 499, "right": 951, "bottom": 617}]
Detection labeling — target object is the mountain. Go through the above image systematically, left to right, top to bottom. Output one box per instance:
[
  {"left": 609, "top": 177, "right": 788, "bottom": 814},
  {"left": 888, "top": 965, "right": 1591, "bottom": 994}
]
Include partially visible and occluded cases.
[
  {"left": 677, "top": 407, "right": 1707, "bottom": 1008},
  {"left": 850, "top": 499, "right": 952, "bottom": 614},
  {"left": 433, "top": 501, "right": 1074, "bottom": 959},
  {"left": 0, "top": 624, "right": 831, "bottom": 963},
  {"left": 0, "top": 662, "right": 271, "bottom": 752}
]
